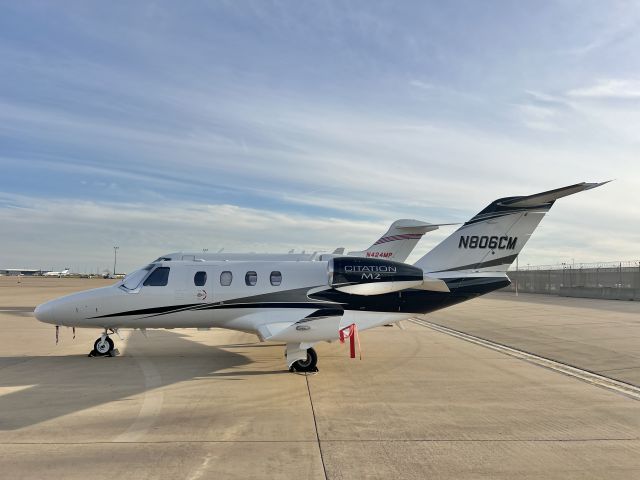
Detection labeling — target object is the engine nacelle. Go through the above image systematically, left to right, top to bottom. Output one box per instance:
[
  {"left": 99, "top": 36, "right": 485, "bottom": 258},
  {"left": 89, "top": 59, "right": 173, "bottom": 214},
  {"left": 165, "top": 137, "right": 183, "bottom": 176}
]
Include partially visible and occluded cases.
[{"left": 328, "top": 257, "right": 426, "bottom": 295}]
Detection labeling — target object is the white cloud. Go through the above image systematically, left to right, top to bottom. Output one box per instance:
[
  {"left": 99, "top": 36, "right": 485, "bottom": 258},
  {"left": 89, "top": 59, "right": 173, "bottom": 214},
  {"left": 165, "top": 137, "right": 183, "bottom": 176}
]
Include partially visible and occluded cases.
[
  {"left": 1, "top": 3, "right": 639, "bottom": 274},
  {"left": 409, "top": 79, "right": 434, "bottom": 90},
  {"left": 567, "top": 79, "right": 640, "bottom": 99},
  {"left": 516, "top": 104, "right": 565, "bottom": 132},
  {"left": 0, "top": 178, "right": 630, "bottom": 275},
  {"left": 0, "top": 194, "right": 395, "bottom": 273}
]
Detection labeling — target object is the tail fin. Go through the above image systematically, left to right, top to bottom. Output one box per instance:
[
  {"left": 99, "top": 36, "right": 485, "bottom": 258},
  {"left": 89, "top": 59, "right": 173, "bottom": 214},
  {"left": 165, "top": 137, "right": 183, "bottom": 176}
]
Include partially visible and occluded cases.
[
  {"left": 415, "top": 182, "right": 608, "bottom": 274},
  {"left": 348, "top": 219, "right": 442, "bottom": 262}
]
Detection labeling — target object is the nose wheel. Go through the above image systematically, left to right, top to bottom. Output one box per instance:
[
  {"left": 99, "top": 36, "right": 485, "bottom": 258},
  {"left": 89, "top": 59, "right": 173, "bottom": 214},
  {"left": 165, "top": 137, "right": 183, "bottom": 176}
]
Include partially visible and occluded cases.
[{"left": 89, "top": 332, "right": 118, "bottom": 357}]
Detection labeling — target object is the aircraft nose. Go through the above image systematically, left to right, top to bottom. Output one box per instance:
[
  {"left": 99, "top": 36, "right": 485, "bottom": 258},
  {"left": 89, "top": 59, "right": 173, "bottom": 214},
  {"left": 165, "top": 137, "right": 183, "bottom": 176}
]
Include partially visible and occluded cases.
[{"left": 34, "top": 301, "right": 57, "bottom": 324}]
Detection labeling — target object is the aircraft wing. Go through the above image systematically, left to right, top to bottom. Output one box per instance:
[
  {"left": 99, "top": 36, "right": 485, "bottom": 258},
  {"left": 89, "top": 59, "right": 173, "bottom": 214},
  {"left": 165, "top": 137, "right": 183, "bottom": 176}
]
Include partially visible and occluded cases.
[
  {"left": 247, "top": 305, "right": 411, "bottom": 343},
  {"left": 228, "top": 307, "right": 344, "bottom": 343}
]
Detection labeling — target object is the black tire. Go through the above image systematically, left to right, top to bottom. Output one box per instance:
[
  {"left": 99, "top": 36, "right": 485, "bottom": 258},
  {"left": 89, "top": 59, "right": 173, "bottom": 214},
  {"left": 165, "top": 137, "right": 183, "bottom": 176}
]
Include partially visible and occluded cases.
[
  {"left": 93, "top": 336, "right": 114, "bottom": 355},
  {"left": 292, "top": 348, "right": 318, "bottom": 372}
]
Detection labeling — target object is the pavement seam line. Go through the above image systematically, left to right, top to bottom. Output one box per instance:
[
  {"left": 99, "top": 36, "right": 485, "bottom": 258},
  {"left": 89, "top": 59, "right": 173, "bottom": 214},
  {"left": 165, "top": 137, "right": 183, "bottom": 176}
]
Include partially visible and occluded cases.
[
  {"left": 409, "top": 318, "right": 640, "bottom": 401},
  {"left": 305, "top": 374, "right": 328, "bottom": 480},
  {"left": 1, "top": 438, "right": 638, "bottom": 445}
]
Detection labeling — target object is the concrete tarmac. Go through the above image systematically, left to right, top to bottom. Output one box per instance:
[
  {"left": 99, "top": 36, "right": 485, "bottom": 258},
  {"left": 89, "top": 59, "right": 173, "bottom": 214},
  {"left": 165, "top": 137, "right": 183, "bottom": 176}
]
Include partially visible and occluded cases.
[
  {"left": 1, "top": 277, "right": 639, "bottom": 479},
  {"left": 424, "top": 291, "right": 640, "bottom": 386}
]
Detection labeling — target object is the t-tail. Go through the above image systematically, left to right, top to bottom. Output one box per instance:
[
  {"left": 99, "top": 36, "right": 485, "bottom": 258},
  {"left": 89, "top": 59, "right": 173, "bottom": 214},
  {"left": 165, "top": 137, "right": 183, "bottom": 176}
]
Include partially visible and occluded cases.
[
  {"left": 414, "top": 182, "right": 609, "bottom": 275},
  {"left": 348, "top": 219, "right": 456, "bottom": 263}
]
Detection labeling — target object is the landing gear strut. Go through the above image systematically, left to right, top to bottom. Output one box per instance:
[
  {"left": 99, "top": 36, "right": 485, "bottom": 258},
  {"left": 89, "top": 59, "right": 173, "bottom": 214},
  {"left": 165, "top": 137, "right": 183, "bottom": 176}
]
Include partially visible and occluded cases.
[
  {"left": 89, "top": 330, "right": 118, "bottom": 357},
  {"left": 289, "top": 347, "right": 318, "bottom": 373}
]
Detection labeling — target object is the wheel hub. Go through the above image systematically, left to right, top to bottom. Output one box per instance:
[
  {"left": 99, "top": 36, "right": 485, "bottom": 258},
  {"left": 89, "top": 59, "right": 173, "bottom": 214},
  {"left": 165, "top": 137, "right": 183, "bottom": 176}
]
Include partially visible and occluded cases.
[{"left": 96, "top": 340, "right": 110, "bottom": 354}]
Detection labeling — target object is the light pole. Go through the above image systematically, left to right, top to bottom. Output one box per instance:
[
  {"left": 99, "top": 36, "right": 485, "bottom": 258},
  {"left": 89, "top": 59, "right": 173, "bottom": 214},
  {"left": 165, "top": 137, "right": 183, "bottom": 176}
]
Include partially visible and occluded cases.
[{"left": 113, "top": 246, "right": 119, "bottom": 277}]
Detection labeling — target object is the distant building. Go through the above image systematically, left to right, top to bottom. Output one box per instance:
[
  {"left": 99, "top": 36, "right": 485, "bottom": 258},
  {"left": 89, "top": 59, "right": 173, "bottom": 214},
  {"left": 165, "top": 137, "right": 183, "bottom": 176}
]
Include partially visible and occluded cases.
[{"left": 0, "top": 268, "right": 43, "bottom": 276}]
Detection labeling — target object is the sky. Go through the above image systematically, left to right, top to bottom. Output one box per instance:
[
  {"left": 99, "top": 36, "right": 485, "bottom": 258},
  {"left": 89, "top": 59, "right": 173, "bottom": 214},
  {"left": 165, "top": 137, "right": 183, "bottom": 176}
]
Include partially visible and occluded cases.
[{"left": 1, "top": 0, "right": 639, "bottom": 273}]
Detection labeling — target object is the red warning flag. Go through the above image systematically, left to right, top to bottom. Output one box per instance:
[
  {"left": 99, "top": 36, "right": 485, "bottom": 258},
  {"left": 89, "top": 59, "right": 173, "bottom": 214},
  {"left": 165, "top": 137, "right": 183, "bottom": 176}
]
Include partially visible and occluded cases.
[{"left": 339, "top": 324, "right": 361, "bottom": 359}]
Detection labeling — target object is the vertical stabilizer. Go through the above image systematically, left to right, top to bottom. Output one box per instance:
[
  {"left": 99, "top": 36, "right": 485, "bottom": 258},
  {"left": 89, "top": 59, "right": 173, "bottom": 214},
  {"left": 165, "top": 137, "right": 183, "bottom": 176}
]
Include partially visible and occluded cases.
[
  {"left": 414, "top": 182, "right": 608, "bottom": 274},
  {"left": 348, "top": 219, "right": 439, "bottom": 262}
]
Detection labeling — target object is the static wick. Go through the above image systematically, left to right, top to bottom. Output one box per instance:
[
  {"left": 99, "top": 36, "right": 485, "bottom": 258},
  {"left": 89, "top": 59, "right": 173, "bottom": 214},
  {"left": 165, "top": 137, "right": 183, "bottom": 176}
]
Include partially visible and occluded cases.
[
  {"left": 55, "top": 325, "right": 59, "bottom": 345},
  {"left": 72, "top": 327, "right": 76, "bottom": 339}
]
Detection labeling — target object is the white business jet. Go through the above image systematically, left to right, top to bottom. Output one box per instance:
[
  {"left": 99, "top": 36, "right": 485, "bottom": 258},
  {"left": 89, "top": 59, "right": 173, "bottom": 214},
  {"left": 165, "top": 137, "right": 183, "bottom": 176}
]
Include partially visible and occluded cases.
[
  {"left": 34, "top": 182, "right": 606, "bottom": 372},
  {"left": 43, "top": 268, "right": 71, "bottom": 277}
]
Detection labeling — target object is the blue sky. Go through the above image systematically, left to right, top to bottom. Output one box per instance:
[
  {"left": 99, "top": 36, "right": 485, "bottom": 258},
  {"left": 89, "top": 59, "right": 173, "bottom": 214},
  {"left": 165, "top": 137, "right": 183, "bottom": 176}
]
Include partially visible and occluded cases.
[{"left": 1, "top": 1, "right": 639, "bottom": 273}]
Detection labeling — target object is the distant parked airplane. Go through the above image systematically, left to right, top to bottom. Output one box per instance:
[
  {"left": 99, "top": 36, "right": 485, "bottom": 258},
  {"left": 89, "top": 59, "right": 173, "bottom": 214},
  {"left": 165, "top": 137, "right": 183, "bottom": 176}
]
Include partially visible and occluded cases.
[
  {"left": 35, "top": 182, "right": 607, "bottom": 372},
  {"left": 156, "top": 218, "right": 449, "bottom": 264},
  {"left": 43, "top": 269, "right": 70, "bottom": 277}
]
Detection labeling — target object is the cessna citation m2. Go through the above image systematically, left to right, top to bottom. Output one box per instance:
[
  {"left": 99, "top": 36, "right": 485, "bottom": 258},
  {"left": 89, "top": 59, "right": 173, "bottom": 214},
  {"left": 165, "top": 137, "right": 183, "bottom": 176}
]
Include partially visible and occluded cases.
[{"left": 35, "top": 182, "right": 606, "bottom": 372}]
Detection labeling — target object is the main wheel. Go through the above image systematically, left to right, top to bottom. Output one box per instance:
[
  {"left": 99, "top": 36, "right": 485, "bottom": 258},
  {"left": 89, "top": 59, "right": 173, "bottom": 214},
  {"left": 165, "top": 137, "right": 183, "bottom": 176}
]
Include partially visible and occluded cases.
[
  {"left": 94, "top": 336, "right": 114, "bottom": 355},
  {"left": 292, "top": 348, "right": 318, "bottom": 372}
]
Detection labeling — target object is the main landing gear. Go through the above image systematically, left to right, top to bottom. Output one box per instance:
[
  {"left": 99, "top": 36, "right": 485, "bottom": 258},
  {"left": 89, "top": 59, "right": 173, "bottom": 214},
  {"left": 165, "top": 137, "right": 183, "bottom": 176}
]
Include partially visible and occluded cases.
[
  {"left": 89, "top": 330, "right": 119, "bottom": 357},
  {"left": 288, "top": 347, "right": 318, "bottom": 373}
]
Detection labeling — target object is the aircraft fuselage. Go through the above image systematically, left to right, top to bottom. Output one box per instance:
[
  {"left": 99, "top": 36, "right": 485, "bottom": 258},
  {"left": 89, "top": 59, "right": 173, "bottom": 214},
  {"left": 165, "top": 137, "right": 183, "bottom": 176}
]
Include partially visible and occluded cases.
[{"left": 35, "top": 260, "right": 509, "bottom": 333}]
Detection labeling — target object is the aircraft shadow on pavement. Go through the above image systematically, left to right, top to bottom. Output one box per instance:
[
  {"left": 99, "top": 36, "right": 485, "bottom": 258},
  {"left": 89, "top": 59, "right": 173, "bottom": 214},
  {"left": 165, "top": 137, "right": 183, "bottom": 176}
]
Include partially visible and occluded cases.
[
  {"left": 0, "top": 307, "right": 35, "bottom": 318},
  {"left": 0, "top": 330, "right": 254, "bottom": 431}
]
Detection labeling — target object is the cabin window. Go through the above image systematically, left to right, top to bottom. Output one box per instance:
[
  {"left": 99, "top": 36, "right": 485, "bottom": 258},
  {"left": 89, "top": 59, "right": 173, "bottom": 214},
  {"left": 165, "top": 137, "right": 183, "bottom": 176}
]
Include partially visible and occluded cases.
[
  {"left": 143, "top": 267, "right": 170, "bottom": 286},
  {"left": 194, "top": 271, "right": 207, "bottom": 286},
  {"left": 220, "top": 271, "right": 233, "bottom": 286},
  {"left": 245, "top": 271, "right": 257, "bottom": 286},
  {"left": 270, "top": 271, "right": 282, "bottom": 286}
]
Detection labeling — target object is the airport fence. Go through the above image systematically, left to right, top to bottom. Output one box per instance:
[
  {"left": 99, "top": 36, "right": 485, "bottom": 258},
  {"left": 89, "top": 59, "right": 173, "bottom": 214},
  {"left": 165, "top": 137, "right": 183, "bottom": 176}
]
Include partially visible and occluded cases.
[{"left": 502, "top": 261, "right": 640, "bottom": 301}]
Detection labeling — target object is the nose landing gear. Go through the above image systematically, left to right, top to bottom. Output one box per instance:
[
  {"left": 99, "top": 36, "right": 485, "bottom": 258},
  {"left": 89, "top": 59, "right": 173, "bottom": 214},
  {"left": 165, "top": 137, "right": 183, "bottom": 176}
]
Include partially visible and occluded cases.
[{"left": 89, "top": 330, "right": 119, "bottom": 357}]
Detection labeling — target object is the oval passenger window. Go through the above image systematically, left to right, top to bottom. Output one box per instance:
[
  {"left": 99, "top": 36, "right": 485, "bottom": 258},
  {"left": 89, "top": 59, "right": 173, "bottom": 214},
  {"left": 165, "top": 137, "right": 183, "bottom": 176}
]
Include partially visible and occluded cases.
[
  {"left": 194, "top": 271, "right": 207, "bottom": 286},
  {"left": 220, "top": 271, "right": 233, "bottom": 286},
  {"left": 245, "top": 271, "right": 257, "bottom": 286},
  {"left": 270, "top": 271, "right": 282, "bottom": 286}
]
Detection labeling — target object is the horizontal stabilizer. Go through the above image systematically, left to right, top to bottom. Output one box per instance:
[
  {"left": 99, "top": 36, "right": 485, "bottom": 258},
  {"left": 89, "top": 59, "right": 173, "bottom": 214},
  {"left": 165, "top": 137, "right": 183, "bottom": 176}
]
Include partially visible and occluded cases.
[
  {"left": 499, "top": 181, "right": 610, "bottom": 208},
  {"left": 391, "top": 219, "right": 439, "bottom": 231},
  {"left": 396, "top": 221, "right": 460, "bottom": 229}
]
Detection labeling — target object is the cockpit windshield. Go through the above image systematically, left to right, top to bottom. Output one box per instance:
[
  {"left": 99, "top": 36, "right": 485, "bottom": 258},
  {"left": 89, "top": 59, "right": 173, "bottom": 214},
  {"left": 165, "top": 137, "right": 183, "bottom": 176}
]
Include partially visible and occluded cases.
[{"left": 119, "top": 264, "right": 155, "bottom": 291}]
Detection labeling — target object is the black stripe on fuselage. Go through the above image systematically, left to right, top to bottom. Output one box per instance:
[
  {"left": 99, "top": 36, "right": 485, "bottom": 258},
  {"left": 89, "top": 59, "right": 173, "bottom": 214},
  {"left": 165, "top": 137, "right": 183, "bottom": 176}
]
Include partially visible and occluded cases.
[
  {"left": 308, "top": 276, "right": 511, "bottom": 315},
  {"left": 90, "top": 277, "right": 510, "bottom": 321},
  {"left": 91, "top": 287, "right": 335, "bottom": 319},
  {"left": 91, "top": 301, "right": 342, "bottom": 319},
  {"left": 93, "top": 303, "right": 202, "bottom": 318}
]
